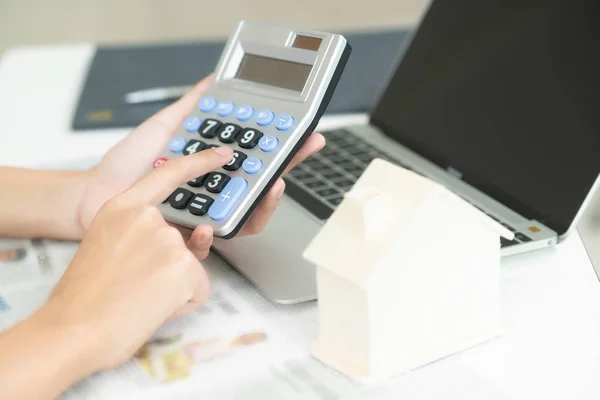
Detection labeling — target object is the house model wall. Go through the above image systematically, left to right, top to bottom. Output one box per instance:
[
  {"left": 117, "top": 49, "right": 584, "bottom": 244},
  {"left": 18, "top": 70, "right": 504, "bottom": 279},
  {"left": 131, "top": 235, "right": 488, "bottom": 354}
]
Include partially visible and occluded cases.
[{"left": 304, "top": 159, "right": 514, "bottom": 381}]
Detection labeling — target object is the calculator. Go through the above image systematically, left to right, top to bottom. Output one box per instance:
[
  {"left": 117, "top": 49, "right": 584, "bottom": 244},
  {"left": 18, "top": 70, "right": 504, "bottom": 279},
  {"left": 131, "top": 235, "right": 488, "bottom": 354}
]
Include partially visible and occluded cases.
[{"left": 154, "top": 21, "right": 351, "bottom": 238}]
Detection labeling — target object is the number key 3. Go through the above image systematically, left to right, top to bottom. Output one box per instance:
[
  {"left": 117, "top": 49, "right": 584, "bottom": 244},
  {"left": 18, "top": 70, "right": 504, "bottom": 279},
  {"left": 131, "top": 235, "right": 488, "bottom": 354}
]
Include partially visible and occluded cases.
[{"left": 204, "top": 172, "right": 231, "bottom": 193}]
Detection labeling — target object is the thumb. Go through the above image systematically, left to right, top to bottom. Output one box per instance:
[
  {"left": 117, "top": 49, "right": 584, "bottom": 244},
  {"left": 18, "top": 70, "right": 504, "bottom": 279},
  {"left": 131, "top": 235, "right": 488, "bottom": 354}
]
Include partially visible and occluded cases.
[{"left": 118, "top": 146, "right": 234, "bottom": 207}]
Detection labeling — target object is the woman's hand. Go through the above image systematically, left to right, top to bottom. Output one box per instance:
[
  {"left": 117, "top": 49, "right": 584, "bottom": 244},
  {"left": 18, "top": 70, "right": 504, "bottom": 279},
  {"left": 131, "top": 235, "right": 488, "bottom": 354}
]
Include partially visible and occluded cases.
[
  {"left": 75, "top": 75, "right": 325, "bottom": 259},
  {"left": 0, "top": 148, "right": 233, "bottom": 399}
]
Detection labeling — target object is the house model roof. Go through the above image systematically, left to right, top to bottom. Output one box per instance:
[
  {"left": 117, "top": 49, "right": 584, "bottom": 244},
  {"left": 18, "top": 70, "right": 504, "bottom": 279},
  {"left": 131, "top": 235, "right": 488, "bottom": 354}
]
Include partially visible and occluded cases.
[{"left": 303, "top": 159, "right": 514, "bottom": 287}]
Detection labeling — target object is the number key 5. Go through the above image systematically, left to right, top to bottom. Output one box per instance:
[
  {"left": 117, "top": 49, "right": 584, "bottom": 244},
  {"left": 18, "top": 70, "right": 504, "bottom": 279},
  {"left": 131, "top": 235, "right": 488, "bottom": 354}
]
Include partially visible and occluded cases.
[
  {"left": 237, "top": 128, "right": 263, "bottom": 149},
  {"left": 204, "top": 172, "right": 231, "bottom": 193}
]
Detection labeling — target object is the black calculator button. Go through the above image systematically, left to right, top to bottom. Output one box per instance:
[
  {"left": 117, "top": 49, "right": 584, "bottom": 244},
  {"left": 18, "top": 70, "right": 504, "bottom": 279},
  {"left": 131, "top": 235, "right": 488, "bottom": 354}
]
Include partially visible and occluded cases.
[
  {"left": 199, "top": 119, "right": 222, "bottom": 138},
  {"left": 217, "top": 123, "right": 241, "bottom": 143},
  {"left": 237, "top": 128, "right": 263, "bottom": 149},
  {"left": 182, "top": 140, "right": 206, "bottom": 155},
  {"left": 206, "top": 144, "right": 220, "bottom": 149},
  {"left": 223, "top": 150, "right": 247, "bottom": 171},
  {"left": 205, "top": 172, "right": 230, "bottom": 193},
  {"left": 187, "top": 174, "right": 208, "bottom": 188},
  {"left": 169, "top": 188, "right": 193, "bottom": 209},
  {"left": 188, "top": 194, "right": 214, "bottom": 216},
  {"left": 515, "top": 232, "right": 532, "bottom": 242}
]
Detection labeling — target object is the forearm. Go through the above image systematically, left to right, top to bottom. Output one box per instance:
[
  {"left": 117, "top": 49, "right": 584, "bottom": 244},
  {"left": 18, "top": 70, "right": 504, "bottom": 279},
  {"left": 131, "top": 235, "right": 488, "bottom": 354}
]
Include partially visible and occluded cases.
[
  {"left": 0, "top": 167, "right": 87, "bottom": 240},
  {"left": 0, "top": 302, "right": 98, "bottom": 399}
]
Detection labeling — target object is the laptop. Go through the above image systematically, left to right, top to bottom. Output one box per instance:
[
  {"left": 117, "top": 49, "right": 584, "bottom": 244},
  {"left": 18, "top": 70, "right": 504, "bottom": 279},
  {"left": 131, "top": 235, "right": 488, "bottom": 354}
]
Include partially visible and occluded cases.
[{"left": 213, "top": 0, "right": 600, "bottom": 303}]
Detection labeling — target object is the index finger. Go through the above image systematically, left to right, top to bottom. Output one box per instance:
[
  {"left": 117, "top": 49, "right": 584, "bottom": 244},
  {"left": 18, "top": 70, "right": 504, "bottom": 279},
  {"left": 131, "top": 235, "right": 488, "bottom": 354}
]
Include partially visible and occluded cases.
[{"left": 118, "top": 146, "right": 234, "bottom": 207}]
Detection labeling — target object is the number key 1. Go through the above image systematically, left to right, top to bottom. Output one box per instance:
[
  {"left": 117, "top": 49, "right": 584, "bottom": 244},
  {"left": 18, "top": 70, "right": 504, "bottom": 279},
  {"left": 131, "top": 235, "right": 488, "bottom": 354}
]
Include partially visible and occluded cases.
[{"left": 237, "top": 128, "right": 263, "bottom": 149}]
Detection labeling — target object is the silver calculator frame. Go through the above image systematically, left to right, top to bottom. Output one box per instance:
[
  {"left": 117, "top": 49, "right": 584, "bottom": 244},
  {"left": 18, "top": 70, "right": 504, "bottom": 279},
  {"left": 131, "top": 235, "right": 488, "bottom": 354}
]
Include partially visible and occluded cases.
[{"left": 158, "top": 20, "right": 350, "bottom": 238}]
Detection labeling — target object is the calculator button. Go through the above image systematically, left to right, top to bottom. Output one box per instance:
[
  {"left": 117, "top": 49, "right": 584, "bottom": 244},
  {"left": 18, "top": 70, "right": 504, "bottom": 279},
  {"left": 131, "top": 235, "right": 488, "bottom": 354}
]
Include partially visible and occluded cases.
[
  {"left": 198, "top": 96, "right": 217, "bottom": 112},
  {"left": 216, "top": 101, "right": 235, "bottom": 117},
  {"left": 235, "top": 105, "right": 254, "bottom": 121},
  {"left": 255, "top": 109, "right": 274, "bottom": 126},
  {"left": 275, "top": 114, "right": 295, "bottom": 131},
  {"left": 184, "top": 116, "right": 202, "bottom": 132},
  {"left": 199, "top": 119, "right": 222, "bottom": 138},
  {"left": 217, "top": 123, "right": 241, "bottom": 143},
  {"left": 237, "top": 128, "right": 263, "bottom": 149},
  {"left": 259, "top": 135, "right": 279, "bottom": 152},
  {"left": 168, "top": 137, "right": 187, "bottom": 153},
  {"left": 182, "top": 139, "right": 205, "bottom": 155},
  {"left": 207, "top": 144, "right": 220, "bottom": 149},
  {"left": 223, "top": 150, "right": 247, "bottom": 171},
  {"left": 153, "top": 157, "right": 168, "bottom": 168},
  {"left": 242, "top": 157, "right": 263, "bottom": 174},
  {"left": 205, "top": 172, "right": 230, "bottom": 193},
  {"left": 187, "top": 174, "right": 208, "bottom": 187},
  {"left": 208, "top": 177, "right": 248, "bottom": 221},
  {"left": 169, "top": 188, "right": 193, "bottom": 209},
  {"left": 188, "top": 194, "right": 214, "bottom": 216},
  {"left": 515, "top": 232, "right": 532, "bottom": 242}
]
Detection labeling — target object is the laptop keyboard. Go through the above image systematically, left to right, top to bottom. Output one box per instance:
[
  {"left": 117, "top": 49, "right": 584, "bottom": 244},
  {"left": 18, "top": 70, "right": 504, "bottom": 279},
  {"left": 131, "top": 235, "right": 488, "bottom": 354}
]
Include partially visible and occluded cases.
[{"left": 283, "top": 129, "right": 532, "bottom": 248}]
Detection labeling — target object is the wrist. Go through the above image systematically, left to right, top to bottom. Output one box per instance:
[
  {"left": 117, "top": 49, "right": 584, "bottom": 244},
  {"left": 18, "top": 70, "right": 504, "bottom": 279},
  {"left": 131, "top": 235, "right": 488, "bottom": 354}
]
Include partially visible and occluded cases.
[{"left": 33, "top": 298, "right": 103, "bottom": 385}]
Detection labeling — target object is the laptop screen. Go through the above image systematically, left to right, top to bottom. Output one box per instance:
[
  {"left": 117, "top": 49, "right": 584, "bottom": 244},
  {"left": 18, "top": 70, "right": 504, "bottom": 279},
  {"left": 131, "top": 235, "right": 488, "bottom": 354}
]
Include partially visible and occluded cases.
[{"left": 370, "top": 0, "right": 600, "bottom": 235}]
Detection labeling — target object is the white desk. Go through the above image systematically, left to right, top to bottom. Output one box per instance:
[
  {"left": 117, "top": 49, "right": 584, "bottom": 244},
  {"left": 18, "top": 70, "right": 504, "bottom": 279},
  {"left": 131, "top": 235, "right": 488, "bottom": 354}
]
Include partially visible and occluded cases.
[{"left": 1, "top": 44, "right": 600, "bottom": 400}]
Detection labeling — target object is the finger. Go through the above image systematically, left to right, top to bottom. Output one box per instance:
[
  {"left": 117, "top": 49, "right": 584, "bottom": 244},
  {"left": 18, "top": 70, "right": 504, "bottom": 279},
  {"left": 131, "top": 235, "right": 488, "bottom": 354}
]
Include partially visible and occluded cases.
[
  {"left": 144, "top": 75, "right": 214, "bottom": 134},
  {"left": 283, "top": 132, "right": 326, "bottom": 175},
  {"left": 120, "top": 146, "right": 234, "bottom": 206},
  {"left": 239, "top": 179, "right": 286, "bottom": 236},
  {"left": 168, "top": 222, "right": 193, "bottom": 242},
  {"left": 186, "top": 225, "right": 214, "bottom": 260},
  {"left": 176, "top": 261, "right": 211, "bottom": 317}
]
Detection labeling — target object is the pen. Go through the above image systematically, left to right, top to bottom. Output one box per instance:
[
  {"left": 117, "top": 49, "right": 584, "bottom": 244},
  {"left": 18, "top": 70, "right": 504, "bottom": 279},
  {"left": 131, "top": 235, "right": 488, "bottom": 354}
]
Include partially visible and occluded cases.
[{"left": 124, "top": 85, "right": 193, "bottom": 104}]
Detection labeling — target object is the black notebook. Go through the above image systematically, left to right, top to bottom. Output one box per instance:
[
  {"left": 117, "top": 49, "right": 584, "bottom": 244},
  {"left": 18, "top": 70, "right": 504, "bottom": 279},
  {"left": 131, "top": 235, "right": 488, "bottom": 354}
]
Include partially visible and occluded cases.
[{"left": 72, "top": 28, "right": 410, "bottom": 131}]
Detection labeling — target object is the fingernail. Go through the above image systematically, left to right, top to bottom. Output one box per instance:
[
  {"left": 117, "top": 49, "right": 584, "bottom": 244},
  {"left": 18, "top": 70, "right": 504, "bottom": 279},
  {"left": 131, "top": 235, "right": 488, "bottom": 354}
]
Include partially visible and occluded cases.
[{"left": 213, "top": 146, "right": 233, "bottom": 157}]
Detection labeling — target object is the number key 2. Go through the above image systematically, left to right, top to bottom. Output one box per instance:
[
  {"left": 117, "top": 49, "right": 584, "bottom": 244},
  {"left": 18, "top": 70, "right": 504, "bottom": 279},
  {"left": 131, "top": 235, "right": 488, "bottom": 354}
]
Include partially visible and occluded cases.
[
  {"left": 199, "top": 119, "right": 222, "bottom": 138},
  {"left": 217, "top": 123, "right": 241, "bottom": 143},
  {"left": 237, "top": 128, "right": 263, "bottom": 149},
  {"left": 204, "top": 172, "right": 230, "bottom": 193}
]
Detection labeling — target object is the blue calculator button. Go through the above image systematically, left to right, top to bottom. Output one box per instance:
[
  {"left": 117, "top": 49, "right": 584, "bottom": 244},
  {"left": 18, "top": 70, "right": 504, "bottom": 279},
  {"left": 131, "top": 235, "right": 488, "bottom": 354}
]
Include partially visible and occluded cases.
[
  {"left": 198, "top": 96, "right": 217, "bottom": 112},
  {"left": 216, "top": 101, "right": 235, "bottom": 117},
  {"left": 235, "top": 105, "right": 254, "bottom": 121},
  {"left": 255, "top": 109, "right": 274, "bottom": 126},
  {"left": 275, "top": 114, "right": 295, "bottom": 131},
  {"left": 183, "top": 116, "right": 202, "bottom": 132},
  {"left": 259, "top": 135, "right": 279, "bottom": 152},
  {"left": 168, "top": 137, "right": 187, "bottom": 153},
  {"left": 242, "top": 157, "right": 263, "bottom": 174},
  {"left": 208, "top": 177, "right": 248, "bottom": 221}
]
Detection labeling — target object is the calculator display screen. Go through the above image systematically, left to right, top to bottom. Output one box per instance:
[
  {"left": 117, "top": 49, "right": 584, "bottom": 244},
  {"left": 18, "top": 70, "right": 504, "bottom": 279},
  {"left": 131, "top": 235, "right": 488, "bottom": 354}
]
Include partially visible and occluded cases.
[{"left": 236, "top": 54, "right": 312, "bottom": 92}]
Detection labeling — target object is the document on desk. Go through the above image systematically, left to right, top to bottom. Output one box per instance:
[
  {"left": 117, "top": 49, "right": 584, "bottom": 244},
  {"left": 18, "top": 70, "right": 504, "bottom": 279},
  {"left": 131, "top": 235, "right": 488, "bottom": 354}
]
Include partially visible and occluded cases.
[{"left": 0, "top": 237, "right": 515, "bottom": 400}]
